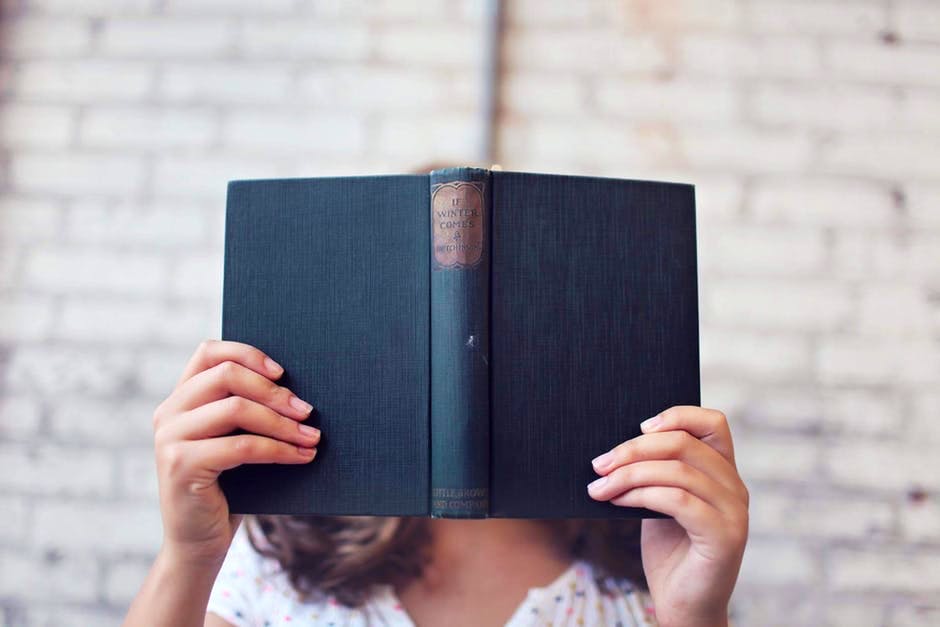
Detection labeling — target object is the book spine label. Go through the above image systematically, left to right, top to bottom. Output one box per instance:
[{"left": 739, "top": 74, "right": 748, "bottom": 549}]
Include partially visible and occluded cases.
[{"left": 429, "top": 167, "right": 491, "bottom": 518}]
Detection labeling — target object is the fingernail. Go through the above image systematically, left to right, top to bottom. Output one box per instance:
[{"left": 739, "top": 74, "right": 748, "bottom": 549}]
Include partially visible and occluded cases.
[
  {"left": 264, "top": 357, "right": 284, "bottom": 376},
  {"left": 290, "top": 396, "right": 313, "bottom": 415},
  {"left": 640, "top": 414, "right": 661, "bottom": 431},
  {"left": 298, "top": 423, "right": 320, "bottom": 438},
  {"left": 298, "top": 447, "right": 317, "bottom": 458},
  {"left": 592, "top": 451, "right": 614, "bottom": 472},
  {"left": 587, "top": 476, "right": 607, "bottom": 492}
]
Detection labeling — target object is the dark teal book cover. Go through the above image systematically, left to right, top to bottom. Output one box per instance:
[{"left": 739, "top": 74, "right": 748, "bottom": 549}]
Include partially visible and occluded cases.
[{"left": 219, "top": 169, "right": 700, "bottom": 519}]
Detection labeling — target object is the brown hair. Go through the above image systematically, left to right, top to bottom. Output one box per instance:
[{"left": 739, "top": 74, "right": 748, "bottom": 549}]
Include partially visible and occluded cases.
[
  {"left": 247, "top": 160, "right": 645, "bottom": 608},
  {"left": 248, "top": 515, "right": 646, "bottom": 608}
]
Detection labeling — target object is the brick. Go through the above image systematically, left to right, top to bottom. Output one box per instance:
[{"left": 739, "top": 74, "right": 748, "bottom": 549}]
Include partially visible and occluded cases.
[
  {"left": 27, "top": 0, "right": 155, "bottom": 13},
  {"left": 163, "top": 0, "right": 294, "bottom": 12},
  {"left": 504, "top": 0, "right": 595, "bottom": 26},
  {"left": 597, "top": 0, "right": 742, "bottom": 31},
  {"left": 748, "top": 1, "right": 884, "bottom": 35},
  {"left": 897, "top": 2, "right": 940, "bottom": 42},
  {"left": 0, "top": 18, "right": 92, "bottom": 57},
  {"left": 100, "top": 18, "right": 234, "bottom": 57},
  {"left": 239, "top": 20, "right": 369, "bottom": 60},
  {"left": 374, "top": 25, "right": 481, "bottom": 68},
  {"left": 503, "top": 29, "right": 668, "bottom": 74},
  {"left": 679, "top": 35, "right": 821, "bottom": 79},
  {"left": 826, "top": 42, "right": 940, "bottom": 87},
  {"left": 12, "top": 60, "right": 155, "bottom": 102},
  {"left": 161, "top": 63, "right": 293, "bottom": 104},
  {"left": 298, "top": 68, "right": 464, "bottom": 111},
  {"left": 494, "top": 72, "right": 584, "bottom": 116},
  {"left": 594, "top": 77, "right": 739, "bottom": 122},
  {"left": 753, "top": 82, "right": 898, "bottom": 132},
  {"left": 0, "top": 104, "right": 73, "bottom": 147},
  {"left": 80, "top": 107, "right": 216, "bottom": 148},
  {"left": 222, "top": 111, "right": 364, "bottom": 154},
  {"left": 375, "top": 114, "right": 482, "bottom": 162},
  {"left": 678, "top": 128, "right": 814, "bottom": 173},
  {"left": 820, "top": 133, "right": 940, "bottom": 179},
  {"left": 9, "top": 153, "right": 146, "bottom": 195},
  {"left": 152, "top": 155, "right": 289, "bottom": 198},
  {"left": 689, "top": 175, "right": 743, "bottom": 221},
  {"left": 750, "top": 178, "right": 895, "bottom": 227},
  {"left": 905, "top": 183, "right": 940, "bottom": 228},
  {"left": 0, "top": 197, "right": 62, "bottom": 240},
  {"left": 64, "top": 201, "right": 210, "bottom": 247},
  {"left": 697, "top": 225, "right": 826, "bottom": 277},
  {"left": 0, "top": 247, "right": 19, "bottom": 290},
  {"left": 23, "top": 248, "right": 167, "bottom": 295},
  {"left": 169, "top": 249, "right": 223, "bottom": 300},
  {"left": 703, "top": 278, "right": 852, "bottom": 332},
  {"left": 855, "top": 283, "right": 936, "bottom": 337},
  {"left": 0, "top": 296, "right": 56, "bottom": 342},
  {"left": 58, "top": 297, "right": 210, "bottom": 345},
  {"left": 701, "top": 329, "right": 813, "bottom": 381},
  {"left": 818, "top": 338, "right": 940, "bottom": 386},
  {"left": 4, "top": 346, "right": 138, "bottom": 396},
  {"left": 136, "top": 347, "right": 196, "bottom": 397},
  {"left": 735, "top": 387, "right": 823, "bottom": 432},
  {"left": 820, "top": 389, "right": 903, "bottom": 436},
  {"left": 911, "top": 391, "right": 940, "bottom": 444},
  {"left": 0, "top": 395, "right": 43, "bottom": 440},
  {"left": 48, "top": 398, "right": 153, "bottom": 445},
  {"left": 734, "top": 432, "right": 819, "bottom": 482},
  {"left": 825, "top": 440, "right": 940, "bottom": 491},
  {"left": 0, "top": 444, "right": 112, "bottom": 496},
  {"left": 117, "top": 450, "right": 159, "bottom": 500},
  {"left": 750, "top": 493, "right": 894, "bottom": 540},
  {"left": 0, "top": 497, "right": 30, "bottom": 543},
  {"left": 900, "top": 498, "right": 940, "bottom": 544},
  {"left": 34, "top": 501, "right": 162, "bottom": 554},
  {"left": 738, "top": 539, "right": 819, "bottom": 586},
  {"left": 830, "top": 548, "right": 940, "bottom": 592},
  {"left": 0, "top": 550, "right": 98, "bottom": 603},
  {"left": 103, "top": 558, "right": 153, "bottom": 606},
  {"left": 730, "top": 594, "right": 820, "bottom": 627},
  {"left": 823, "top": 602, "right": 889, "bottom": 627},
  {"left": 892, "top": 605, "right": 940, "bottom": 627},
  {"left": 24, "top": 606, "right": 125, "bottom": 627}
]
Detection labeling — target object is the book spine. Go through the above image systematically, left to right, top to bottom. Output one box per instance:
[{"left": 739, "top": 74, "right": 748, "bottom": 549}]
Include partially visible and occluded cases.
[{"left": 429, "top": 167, "right": 491, "bottom": 518}]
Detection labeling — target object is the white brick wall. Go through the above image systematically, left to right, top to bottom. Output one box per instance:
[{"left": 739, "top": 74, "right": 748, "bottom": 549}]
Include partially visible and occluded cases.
[{"left": 1, "top": 1, "right": 938, "bottom": 625}]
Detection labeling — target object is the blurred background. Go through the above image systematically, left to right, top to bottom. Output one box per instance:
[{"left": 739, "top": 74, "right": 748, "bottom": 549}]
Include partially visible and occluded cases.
[{"left": 0, "top": 0, "right": 938, "bottom": 625}]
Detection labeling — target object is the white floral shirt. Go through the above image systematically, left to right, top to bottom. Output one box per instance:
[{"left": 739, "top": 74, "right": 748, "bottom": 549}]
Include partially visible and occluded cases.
[{"left": 207, "top": 525, "right": 657, "bottom": 626}]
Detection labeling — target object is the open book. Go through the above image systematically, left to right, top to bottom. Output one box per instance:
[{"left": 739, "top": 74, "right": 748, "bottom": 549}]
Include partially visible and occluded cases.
[{"left": 219, "top": 167, "right": 700, "bottom": 518}]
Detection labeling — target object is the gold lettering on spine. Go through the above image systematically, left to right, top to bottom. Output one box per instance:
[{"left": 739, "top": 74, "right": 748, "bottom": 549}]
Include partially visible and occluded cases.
[{"left": 431, "top": 181, "right": 485, "bottom": 270}]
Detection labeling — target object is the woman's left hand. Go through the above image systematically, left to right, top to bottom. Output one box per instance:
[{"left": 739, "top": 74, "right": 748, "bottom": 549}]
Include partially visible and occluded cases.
[{"left": 587, "top": 405, "right": 748, "bottom": 627}]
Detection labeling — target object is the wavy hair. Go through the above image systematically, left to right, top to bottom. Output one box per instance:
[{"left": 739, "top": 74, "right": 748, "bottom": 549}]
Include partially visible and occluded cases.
[{"left": 247, "top": 515, "right": 646, "bottom": 608}]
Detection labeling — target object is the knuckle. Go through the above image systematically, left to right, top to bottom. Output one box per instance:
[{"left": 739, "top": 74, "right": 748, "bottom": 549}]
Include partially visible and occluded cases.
[
  {"left": 196, "top": 339, "right": 216, "bottom": 357},
  {"left": 217, "top": 359, "right": 239, "bottom": 382},
  {"left": 224, "top": 394, "right": 250, "bottom": 415},
  {"left": 233, "top": 436, "right": 256, "bottom": 457},
  {"left": 158, "top": 442, "right": 186, "bottom": 477},
  {"left": 668, "top": 487, "right": 691, "bottom": 509}
]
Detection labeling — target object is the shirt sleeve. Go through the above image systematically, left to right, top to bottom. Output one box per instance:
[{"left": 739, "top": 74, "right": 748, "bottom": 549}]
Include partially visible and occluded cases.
[{"left": 206, "top": 524, "right": 268, "bottom": 627}]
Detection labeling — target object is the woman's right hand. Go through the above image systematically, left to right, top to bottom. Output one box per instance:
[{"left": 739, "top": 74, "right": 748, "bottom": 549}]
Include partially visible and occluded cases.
[{"left": 152, "top": 339, "right": 321, "bottom": 565}]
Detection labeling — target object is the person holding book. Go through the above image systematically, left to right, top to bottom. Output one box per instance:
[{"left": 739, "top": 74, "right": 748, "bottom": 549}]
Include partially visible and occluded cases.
[{"left": 124, "top": 339, "right": 749, "bottom": 627}]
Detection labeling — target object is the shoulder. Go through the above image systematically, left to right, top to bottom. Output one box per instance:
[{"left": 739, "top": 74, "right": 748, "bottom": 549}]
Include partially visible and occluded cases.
[{"left": 206, "top": 522, "right": 389, "bottom": 626}]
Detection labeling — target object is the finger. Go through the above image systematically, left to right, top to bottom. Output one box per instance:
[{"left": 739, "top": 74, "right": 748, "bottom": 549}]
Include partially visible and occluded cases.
[
  {"left": 177, "top": 339, "right": 284, "bottom": 388},
  {"left": 164, "top": 360, "right": 314, "bottom": 421},
  {"left": 159, "top": 396, "right": 321, "bottom": 449},
  {"left": 642, "top": 405, "right": 735, "bottom": 466},
  {"left": 592, "top": 431, "right": 746, "bottom": 502},
  {"left": 194, "top": 434, "right": 317, "bottom": 473},
  {"left": 587, "top": 460, "right": 741, "bottom": 514},
  {"left": 610, "top": 486, "right": 724, "bottom": 542}
]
